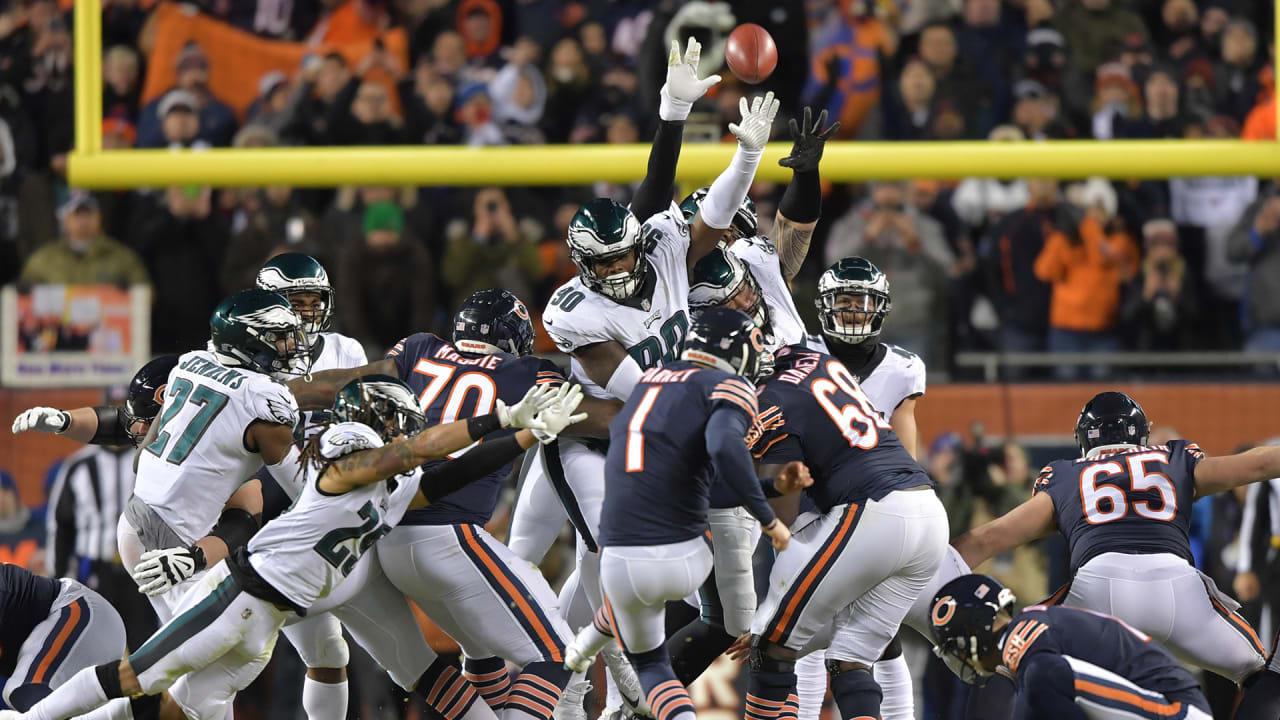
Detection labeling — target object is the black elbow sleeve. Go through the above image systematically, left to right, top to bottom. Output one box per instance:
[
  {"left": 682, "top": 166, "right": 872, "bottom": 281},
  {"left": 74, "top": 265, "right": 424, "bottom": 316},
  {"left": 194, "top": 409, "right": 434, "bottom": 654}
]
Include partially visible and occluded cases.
[
  {"left": 89, "top": 406, "right": 133, "bottom": 446},
  {"left": 420, "top": 434, "right": 526, "bottom": 504},
  {"left": 210, "top": 508, "right": 260, "bottom": 552}
]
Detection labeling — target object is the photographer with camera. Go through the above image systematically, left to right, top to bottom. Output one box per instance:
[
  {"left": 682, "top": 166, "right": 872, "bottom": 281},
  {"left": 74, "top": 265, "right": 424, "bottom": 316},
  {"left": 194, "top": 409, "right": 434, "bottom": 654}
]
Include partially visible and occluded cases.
[
  {"left": 443, "top": 187, "right": 546, "bottom": 309},
  {"left": 1121, "top": 218, "right": 1199, "bottom": 352}
]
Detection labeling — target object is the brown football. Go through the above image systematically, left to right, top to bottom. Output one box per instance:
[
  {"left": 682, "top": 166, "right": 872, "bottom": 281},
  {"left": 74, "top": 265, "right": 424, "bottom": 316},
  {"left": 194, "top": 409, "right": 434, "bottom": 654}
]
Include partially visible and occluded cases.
[{"left": 725, "top": 23, "right": 778, "bottom": 85}]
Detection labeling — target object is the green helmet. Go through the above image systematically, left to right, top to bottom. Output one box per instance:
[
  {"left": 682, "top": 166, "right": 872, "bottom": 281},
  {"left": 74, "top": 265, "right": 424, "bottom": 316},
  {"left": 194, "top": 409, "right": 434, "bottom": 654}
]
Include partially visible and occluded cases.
[
  {"left": 679, "top": 187, "right": 758, "bottom": 242},
  {"left": 567, "top": 198, "right": 648, "bottom": 300},
  {"left": 689, "top": 246, "right": 770, "bottom": 332},
  {"left": 256, "top": 253, "right": 334, "bottom": 341},
  {"left": 815, "top": 257, "right": 892, "bottom": 345},
  {"left": 209, "top": 288, "right": 310, "bottom": 377},
  {"left": 333, "top": 374, "right": 426, "bottom": 443}
]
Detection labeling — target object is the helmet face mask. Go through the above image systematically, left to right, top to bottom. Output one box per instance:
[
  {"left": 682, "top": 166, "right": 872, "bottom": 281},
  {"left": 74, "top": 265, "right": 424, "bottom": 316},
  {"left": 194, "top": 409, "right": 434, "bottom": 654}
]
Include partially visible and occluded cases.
[
  {"left": 568, "top": 199, "right": 649, "bottom": 301},
  {"left": 690, "top": 247, "right": 771, "bottom": 333},
  {"left": 256, "top": 253, "right": 335, "bottom": 342},
  {"left": 816, "top": 258, "right": 892, "bottom": 345},
  {"left": 453, "top": 288, "right": 536, "bottom": 357},
  {"left": 333, "top": 374, "right": 426, "bottom": 444}
]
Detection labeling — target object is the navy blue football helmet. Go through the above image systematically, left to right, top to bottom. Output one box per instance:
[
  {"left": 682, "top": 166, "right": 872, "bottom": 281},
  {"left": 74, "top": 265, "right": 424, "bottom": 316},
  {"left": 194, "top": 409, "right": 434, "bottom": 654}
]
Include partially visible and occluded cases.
[
  {"left": 453, "top": 288, "right": 536, "bottom": 357},
  {"left": 680, "top": 306, "right": 768, "bottom": 382},
  {"left": 123, "top": 354, "right": 181, "bottom": 445},
  {"left": 1074, "top": 392, "right": 1150, "bottom": 456},
  {"left": 930, "top": 574, "right": 1017, "bottom": 684}
]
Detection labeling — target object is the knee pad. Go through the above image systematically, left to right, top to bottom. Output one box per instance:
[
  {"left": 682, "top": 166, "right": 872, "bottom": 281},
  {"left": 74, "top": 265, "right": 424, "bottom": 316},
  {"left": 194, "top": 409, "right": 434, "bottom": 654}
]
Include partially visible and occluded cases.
[
  {"left": 286, "top": 618, "right": 350, "bottom": 669},
  {"left": 749, "top": 637, "right": 796, "bottom": 674},
  {"left": 129, "top": 693, "right": 164, "bottom": 720}
]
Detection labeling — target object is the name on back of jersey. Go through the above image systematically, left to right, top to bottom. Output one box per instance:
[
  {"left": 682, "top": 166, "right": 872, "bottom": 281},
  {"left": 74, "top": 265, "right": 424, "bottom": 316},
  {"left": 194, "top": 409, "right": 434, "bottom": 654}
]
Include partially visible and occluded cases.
[
  {"left": 774, "top": 350, "right": 822, "bottom": 385},
  {"left": 179, "top": 354, "right": 250, "bottom": 389}
]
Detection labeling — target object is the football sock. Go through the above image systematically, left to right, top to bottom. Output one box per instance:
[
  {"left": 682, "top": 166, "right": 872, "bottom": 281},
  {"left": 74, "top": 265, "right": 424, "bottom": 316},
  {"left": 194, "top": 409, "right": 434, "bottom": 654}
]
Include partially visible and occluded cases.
[
  {"left": 627, "top": 647, "right": 695, "bottom": 720},
  {"left": 792, "top": 651, "right": 826, "bottom": 720},
  {"left": 874, "top": 652, "right": 914, "bottom": 720},
  {"left": 419, "top": 656, "right": 482, "bottom": 720},
  {"left": 464, "top": 656, "right": 513, "bottom": 709},
  {"left": 502, "top": 661, "right": 571, "bottom": 720},
  {"left": 26, "top": 665, "right": 111, "bottom": 720},
  {"left": 828, "top": 665, "right": 881, "bottom": 720},
  {"left": 1234, "top": 667, "right": 1280, "bottom": 720},
  {"left": 746, "top": 669, "right": 798, "bottom": 720},
  {"left": 301, "top": 676, "right": 348, "bottom": 720}
]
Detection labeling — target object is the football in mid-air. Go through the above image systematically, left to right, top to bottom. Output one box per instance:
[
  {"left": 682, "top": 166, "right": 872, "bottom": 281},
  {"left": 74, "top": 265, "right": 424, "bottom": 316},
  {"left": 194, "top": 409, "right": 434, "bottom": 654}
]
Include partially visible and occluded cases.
[{"left": 725, "top": 23, "right": 777, "bottom": 85}]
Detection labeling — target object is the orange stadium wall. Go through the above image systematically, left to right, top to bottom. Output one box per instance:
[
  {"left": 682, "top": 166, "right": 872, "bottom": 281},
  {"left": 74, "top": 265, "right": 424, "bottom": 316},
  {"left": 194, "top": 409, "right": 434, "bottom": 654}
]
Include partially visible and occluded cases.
[{"left": 6, "top": 383, "right": 1280, "bottom": 507}]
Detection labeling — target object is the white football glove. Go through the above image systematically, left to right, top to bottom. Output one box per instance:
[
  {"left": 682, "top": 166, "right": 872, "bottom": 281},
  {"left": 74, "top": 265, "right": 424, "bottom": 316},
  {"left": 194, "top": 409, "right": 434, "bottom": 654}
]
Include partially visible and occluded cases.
[
  {"left": 660, "top": 37, "right": 721, "bottom": 121},
  {"left": 729, "top": 91, "right": 780, "bottom": 153},
  {"left": 496, "top": 383, "right": 557, "bottom": 432},
  {"left": 531, "top": 383, "right": 589, "bottom": 445},
  {"left": 11, "top": 407, "right": 70, "bottom": 435},
  {"left": 132, "top": 547, "right": 205, "bottom": 596}
]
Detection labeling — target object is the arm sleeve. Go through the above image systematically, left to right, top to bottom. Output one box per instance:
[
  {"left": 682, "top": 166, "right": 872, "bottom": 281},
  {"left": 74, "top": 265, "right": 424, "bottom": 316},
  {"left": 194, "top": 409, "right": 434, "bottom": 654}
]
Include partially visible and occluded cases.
[
  {"left": 630, "top": 120, "right": 684, "bottom": 224},
  {"left": 778, "top": 165, "right": 821, "bottom": 224},
  {"left": 606, "top": 355, "right": 644, "bottom": 401},
  {"left": 88, "top": 406, "right": 132, "bottom": 446},
  {"left": 706, "top": 408, "right": 777, "bottom": 526},
  {"left": 418, "top": 434, "right": 526, "bottom": 503},
  {"left": 265, "top": 444, "right": 305, "bottom": 501}
]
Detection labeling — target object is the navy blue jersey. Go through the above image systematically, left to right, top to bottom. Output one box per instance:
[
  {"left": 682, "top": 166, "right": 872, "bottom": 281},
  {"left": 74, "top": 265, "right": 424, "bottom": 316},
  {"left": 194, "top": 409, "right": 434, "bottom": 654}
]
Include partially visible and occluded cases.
[
  {"left": 388, "top": 333, "right": 564, "bottom": 525},
  {"left": 751, "top": 346, "right": 929, "bottom": 511},
  {"left": 599, "top": 361, "right": 760, "bottom": 546},
  {"left": 1034, "top": 441, "right": 1203, "bottom": 575},
  {"left": 0, "top": 564, "right": 60, "bottom": 677},
  {"left": 1002, "top": 605, "right": 1203, "bottom": 704}
]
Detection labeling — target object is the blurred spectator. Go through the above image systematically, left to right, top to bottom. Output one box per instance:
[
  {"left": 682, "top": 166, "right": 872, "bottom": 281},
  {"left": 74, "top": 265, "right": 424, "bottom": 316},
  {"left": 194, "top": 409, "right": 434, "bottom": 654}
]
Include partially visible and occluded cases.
[
  {"left": 21, "top": 0, "right": 73, "bottom": 173},
  {"left": 197, "top": 0, "right": 319, "bottom": 39},
  {"left": 310, "top": 0, "right": 390, "bottom": 46},
  {"left": 458, "top": 0, "right": 504, "bottom": 64},
  {"left": 957, "top": 0, "right": 1020, "bottom": 127},
  {"left": 1056, "top": 0, "right": 1149, "bottom": 78},
  {"left": 1156, "top": 0, "right": 1204, "bottom": 66},
  {"left": 804, "top": 1, "right": 896, "bottom": 140},
  {"left": 1216, "top": 18, "right": 1262, "bottom": 124},
  {"left": 917, "top": 22, "right": 986, "bottom": 138},
  {"left": 1024, "top": 28, "right": 1072, "bottom": 108},
  {"left": 430, "top": 30, "right": 469, "bottom": 83},
  {"left": 541, "top": 38, "right": 593, "bottom": 142},
  {"left": 490, "top": 39, "right": 547, "bottom": 144},
  {"left": 136, "top": 43, "right": 237, "bottom": 148},
  {"left": 102, "top": 45, "right": 141, "bottom": 123},
  {"left": 400, "top": 58, "right": 462, "bottom": 144},
  {"left": 882, "top": 58, "right": 941, "bottom": 141},
  {"left": 327, "top": 59, "right": 406, "bottom": 145},
  {"left": 1091, "top": 62, "right": 1144, "bottom": 139},
  {"left": 1113, "top": 67, "right": 1186, "bottom": 138},
  {"left": 245, "top": 71, "right": 296, "bottom": 135},
  {"left": 1011, "top": 79, "right": 1070, "bottom": 139},
  {"left": 455, "top": 83, "right": 505, "bottom": 146},
  {"left": 154, "top": 89, "right": 205, "bottom": 149},
  {"left": 952, "top": 126, "right": 1032, "bottom": 229},
  {"left": 979, "top": 177, "right": 1057, "bottom": 357},
  {"left": 826, "top": 182, "right": 954, "bottom": 367},
  {"left": 134, "top": 186, "right": 227, "bottom": 353},
  {"left": 222, "top": 186, "right": 320, "bottom": 291},
  {"left": 1034, "top": 186, "right": 1139, "bottom": 378},
  {"left": 443, "top": 187, "right": 545, "bottom": 309},
  {"left": 1228, "top": 189, "right": 1280, "bottom": 351},
  {"left": 20, "top": 192, "right": 150, "bottom": 287},
  {"left": 338, "top": 201, "right": 437, "bottom": 351},
  {"left": 1121, "top": 219, "right": 1199, "bottom": 351},
  {"left": 975, "top": 443, "right": 1048, "bottom": 605},
  {"left": 0, "top": 471, "right": 43, "bottom": 572}
]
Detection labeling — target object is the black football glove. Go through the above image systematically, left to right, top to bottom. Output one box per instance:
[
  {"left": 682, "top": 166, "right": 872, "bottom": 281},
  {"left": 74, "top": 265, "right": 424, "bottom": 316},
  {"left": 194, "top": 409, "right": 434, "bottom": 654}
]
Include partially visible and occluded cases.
[{"left": 779, "top": 106, "right": 840, "bottom": 174}]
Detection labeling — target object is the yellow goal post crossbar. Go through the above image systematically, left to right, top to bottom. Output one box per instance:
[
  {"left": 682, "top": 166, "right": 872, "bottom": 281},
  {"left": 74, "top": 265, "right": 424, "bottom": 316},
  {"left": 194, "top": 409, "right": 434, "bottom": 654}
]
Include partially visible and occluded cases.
[{"left": 68, "top": 0, "right": 1280, "bottom": 189}]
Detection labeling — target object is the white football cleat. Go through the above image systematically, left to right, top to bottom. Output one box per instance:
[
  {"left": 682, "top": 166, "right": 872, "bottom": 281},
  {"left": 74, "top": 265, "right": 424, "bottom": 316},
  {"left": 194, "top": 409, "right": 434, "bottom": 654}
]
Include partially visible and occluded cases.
[
  {"left": 601, "top": 644, "right": 651, "bottom": 716},
  {"left": 552, "top": 680, "right": 592, "bottom": 720}
]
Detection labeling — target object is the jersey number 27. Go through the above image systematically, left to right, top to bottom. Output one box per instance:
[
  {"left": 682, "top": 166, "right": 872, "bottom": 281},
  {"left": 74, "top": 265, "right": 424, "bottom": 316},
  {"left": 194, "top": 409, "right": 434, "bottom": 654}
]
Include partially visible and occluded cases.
[{"left": 145, "top": 379, "right": 229, "bottom": 465}]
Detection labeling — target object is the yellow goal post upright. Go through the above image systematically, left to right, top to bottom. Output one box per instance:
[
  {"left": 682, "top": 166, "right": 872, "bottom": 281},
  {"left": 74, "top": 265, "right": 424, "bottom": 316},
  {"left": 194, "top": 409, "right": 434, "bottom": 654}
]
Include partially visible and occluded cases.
[{"left": 69, "top": 0, "right": 1280, "bottom": 189}]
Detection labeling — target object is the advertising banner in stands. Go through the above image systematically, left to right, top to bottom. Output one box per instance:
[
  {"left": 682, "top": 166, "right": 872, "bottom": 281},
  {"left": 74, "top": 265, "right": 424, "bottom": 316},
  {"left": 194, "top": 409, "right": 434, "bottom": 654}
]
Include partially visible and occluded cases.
[{"left": 1, "top": 285, "right": 151, "bottom": 387}]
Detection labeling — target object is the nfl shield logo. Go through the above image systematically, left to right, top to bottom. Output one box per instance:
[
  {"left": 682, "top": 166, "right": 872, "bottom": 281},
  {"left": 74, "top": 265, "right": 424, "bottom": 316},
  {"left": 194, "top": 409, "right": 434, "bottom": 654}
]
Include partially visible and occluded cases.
[
  {"left": 642, "top": 300, "right": 651, "bottom": 311},
  {"left": 480, "top": 323, "right": 490, "bottom": 335}
]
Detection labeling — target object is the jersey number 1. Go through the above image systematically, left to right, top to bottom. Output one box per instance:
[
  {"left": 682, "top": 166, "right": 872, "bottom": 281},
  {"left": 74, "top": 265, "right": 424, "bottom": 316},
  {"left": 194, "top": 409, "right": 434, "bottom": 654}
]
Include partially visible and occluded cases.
[
  {"left": 145, "top": 378, "right": 230, "bottom": 465},
  {"left": 624, "top": 387, "right": 662, "bottom": 472},
  {"left": 1079, "top": 451, "right": 1177, "bottom": 524}
]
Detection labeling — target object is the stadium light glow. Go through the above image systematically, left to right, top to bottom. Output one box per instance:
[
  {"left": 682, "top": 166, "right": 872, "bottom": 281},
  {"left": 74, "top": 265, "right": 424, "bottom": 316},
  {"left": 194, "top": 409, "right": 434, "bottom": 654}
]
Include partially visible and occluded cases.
[{"left": 70, "top": 0, "right": 1280, "bottom": 189}]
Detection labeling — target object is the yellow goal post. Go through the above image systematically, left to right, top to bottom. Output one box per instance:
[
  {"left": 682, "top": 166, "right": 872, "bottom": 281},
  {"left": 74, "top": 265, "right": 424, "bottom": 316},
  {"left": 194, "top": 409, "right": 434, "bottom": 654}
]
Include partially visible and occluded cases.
[{"left": 68, "top": 0, "right": 1280, "bottom": 188}]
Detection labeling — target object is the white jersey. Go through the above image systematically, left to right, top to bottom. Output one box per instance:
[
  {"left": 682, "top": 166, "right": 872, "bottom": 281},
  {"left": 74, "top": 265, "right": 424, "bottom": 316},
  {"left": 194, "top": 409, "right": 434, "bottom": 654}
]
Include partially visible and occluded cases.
[
  {"left": 543, "top": 204, "right": 692, "bottom": 400},
  {"left": 731, "top": 234, "right": 806, "bottom": 353},
  {"left": 299, "top": 331, "right": 368, "bottom": 438},
  {"left": 802, "top": 335, "right": 926, "bottom": 419},
  {"left": 134, "top": 350, "right": 299, "bottom": 545},
  {"left": 250, "top": 422, "right": 418, "bottom": 609}
]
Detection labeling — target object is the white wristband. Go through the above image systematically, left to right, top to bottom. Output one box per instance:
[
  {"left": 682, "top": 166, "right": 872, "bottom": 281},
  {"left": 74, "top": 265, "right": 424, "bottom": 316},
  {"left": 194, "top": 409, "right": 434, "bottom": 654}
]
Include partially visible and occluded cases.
[{"left": 659, "top": 85, "right": 691, "bottom": 122}]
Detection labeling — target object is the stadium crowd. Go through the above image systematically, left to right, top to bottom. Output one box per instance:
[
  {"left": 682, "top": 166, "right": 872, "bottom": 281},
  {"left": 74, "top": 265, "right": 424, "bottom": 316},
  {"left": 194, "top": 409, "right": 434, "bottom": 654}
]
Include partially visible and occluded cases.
[
  {"left": 0, "top": 0, "right": 1278, "bottom": 373},
  {"left": 3, "top": 0, "right": 1280, "bottom": 718}
]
